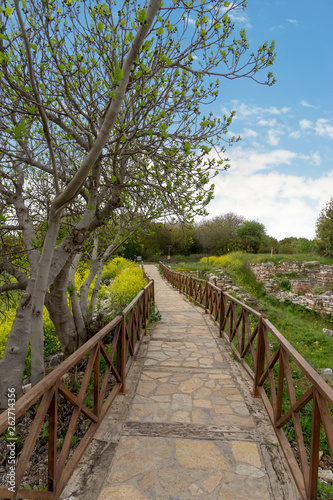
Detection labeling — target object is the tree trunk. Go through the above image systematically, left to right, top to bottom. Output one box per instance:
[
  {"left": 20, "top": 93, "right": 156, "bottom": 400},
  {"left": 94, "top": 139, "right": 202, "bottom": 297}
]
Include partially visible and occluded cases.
[
  {"left": 30, "top": 217, "right": 60, "bottom": 386},
  {"left": 79, "top": 233, "right": 99, "bottom": 321},
  {"left": 68, "top": 254, "right": 87, "bottom": 345},
  {"left": 45, "top": 257, "right": 78, "bottom": 355},
  {"left": 87, "top": 261, "right": 104, "bottom": 322},
  {"left": 0, "top": 281, "right": 33, "bottom": 410}
]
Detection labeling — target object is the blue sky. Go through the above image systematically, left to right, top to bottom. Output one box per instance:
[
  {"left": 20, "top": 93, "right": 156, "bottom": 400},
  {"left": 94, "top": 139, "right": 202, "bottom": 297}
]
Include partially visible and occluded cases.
[{"left": 204, "top": 0, "right": 333, "bottom": 240}]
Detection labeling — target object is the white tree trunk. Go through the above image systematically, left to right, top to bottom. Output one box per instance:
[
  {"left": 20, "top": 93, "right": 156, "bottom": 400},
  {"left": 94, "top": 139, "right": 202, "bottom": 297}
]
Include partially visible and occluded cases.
[
  {"left": 68, "top": 254, "right": 87, "bottom": 345},
  {"left": 45, "top": 257, "right": 78, "bottom": 355},
  {"left": 0, "top": 282, "right": 34, "bottom": 410}
]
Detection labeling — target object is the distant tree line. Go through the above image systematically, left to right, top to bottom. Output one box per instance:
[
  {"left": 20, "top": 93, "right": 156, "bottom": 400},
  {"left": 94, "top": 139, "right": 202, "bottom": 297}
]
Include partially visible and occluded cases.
[{"left": 121, "top": 211, "right": 325, "bottom": 260}]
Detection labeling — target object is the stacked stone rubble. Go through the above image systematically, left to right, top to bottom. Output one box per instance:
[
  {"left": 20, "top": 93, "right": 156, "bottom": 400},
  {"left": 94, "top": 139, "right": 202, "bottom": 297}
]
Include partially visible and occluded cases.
[{"left": 249, "top": 261, "right": 333, "bottom": 316}]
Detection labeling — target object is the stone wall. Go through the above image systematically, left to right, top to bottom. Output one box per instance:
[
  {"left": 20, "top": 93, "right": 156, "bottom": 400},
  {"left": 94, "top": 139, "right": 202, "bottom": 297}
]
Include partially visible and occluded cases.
[
  {"left": 249, "top": 261, "right": 333, "bottom": 316},
  {"left": 249, "top": 261, "right": 333, "bottom": 290},
  {"left": 276, "top": 291, "right": 333, "bottom": 316}
]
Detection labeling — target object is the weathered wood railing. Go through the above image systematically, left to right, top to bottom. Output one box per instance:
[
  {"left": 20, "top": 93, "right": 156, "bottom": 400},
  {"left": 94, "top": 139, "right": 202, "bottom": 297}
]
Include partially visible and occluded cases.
[
  {"left": 160, "top": 261, "right": 333, "bottom": 500},
  {"left": 0, "top": 277, "right": 154, "bottom": 499}
]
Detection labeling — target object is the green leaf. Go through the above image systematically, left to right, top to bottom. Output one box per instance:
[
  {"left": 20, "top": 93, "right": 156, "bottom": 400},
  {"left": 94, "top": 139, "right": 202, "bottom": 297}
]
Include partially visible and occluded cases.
[
  {"left": 5, "top": 6, "right": 14, "bottom": 16},
  {"left": 137, "top": 8, "right": 146, "bottom": 24},
  {"left": 97, "top": 21, "right": 103, "bottom": 31},
  {"left": 157, "top": 26, "right": 163, "bottom": 36},
  {"left": 113, "top": 66, "right": 123, "bottom": 84},
  {"left": 13, "top": 121, "right": 26, "bottom": 139},
  {"left": 184, "top": 142, "right": 191, "bottom": 154},
  {"left": 111, "top": 175, "right": 117, "bottom": 183}
]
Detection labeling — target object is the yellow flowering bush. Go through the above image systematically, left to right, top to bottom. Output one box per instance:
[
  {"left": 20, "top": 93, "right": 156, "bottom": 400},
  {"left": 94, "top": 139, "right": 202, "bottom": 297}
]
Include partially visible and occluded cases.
[
  {"left": 102, "top": 256, "right": 135, "bottom": 280},
  {"left": 109, "top": 266, "right": 147, "bottom": 312},
  {"left": 0, "top": 309, "right": 16, "bottom": 360}
]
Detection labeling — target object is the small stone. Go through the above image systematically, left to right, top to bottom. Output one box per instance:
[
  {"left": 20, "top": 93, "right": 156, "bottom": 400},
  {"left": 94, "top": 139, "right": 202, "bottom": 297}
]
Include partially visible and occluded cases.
[
  {"left": 178, "top": 377, "right": 204, "bottom": 393},
  {"left": 175, "top": 440, "right": 231, "bottom": 470},
  {"left": 232, "top": 442, "right": 262, "bottom": 467},
  {"left": 235, "top": 464, "right": 265, "bottom": 478},
  {"left": 318, "top": 469, "right": 333, "bottom": 481},
  {"left": 201, "top": 471, "right": 223, "bottom": 493}
]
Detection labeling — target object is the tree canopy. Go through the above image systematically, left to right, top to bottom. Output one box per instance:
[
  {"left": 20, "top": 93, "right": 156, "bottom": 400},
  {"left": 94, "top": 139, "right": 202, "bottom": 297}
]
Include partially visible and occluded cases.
[
  {"left": 0, "top": 0, "right": 276, "bottom": 408},
  {"left": 316, "top": 197, "right": 333, "bottom": 256}
]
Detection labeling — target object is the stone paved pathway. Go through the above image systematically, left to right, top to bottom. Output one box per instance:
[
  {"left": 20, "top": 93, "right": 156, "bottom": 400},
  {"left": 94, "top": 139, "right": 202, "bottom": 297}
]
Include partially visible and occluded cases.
[
  {"left": 61, "top": 265, "right": 299, "bottom": 500},
  {"left": 95, "top": 265, "right": 299, "bottom": 500}
]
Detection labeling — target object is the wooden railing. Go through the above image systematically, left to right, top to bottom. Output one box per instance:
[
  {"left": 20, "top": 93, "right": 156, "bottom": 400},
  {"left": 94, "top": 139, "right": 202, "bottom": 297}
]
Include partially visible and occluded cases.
[
  {"left": 160, "top": 261, "right": 333, "bottom": 500},
  {"left": 0, "top": 277, "right": 154, "bottom": 499}
]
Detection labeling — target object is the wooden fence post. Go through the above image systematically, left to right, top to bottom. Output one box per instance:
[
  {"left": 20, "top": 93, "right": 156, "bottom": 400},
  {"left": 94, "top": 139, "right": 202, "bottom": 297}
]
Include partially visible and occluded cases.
[
  {"left": 204, "top": 282, "right": 209, "bottom": 314},
  {"left": 219, "top": 291, "right": 225, "bottom": 337},
  {"left": 119, "top": 313, "right": 127, "bottom": 394},
  {"left": 253, "top": 315, "right": 266, "bottom": 397},
  {"left": 48, "top": 387, "right": 57, "bottom": 495},
  {"left": 308, "top": 390, "right": 320, "bottom": 499}
]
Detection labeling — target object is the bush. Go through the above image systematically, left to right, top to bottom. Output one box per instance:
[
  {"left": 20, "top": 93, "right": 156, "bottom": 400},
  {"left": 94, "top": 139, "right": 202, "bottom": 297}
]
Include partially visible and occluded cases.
[
  {"left": 102, "top": 256, "right": 135, "bottom": 280},
  {"left": 107, "top": 266, "right": 147, "bottom": 312},
  {"left": 313, "top": 285, "right": 325, "bottom": 295}
]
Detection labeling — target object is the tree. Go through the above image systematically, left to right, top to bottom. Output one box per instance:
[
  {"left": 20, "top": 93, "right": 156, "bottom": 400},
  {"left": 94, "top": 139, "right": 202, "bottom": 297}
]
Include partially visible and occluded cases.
[
  {"left": 0, "top": 0, "right": 276, "bottom": 408},
  {"left": 316, "top": 197, "right": 333, "bottom": 256},
  {"left": 195, "top": 212, "right": 245, "bottom": 254},
  {"left": 237, "top": 220, "right": 267, "bottom": 254}
]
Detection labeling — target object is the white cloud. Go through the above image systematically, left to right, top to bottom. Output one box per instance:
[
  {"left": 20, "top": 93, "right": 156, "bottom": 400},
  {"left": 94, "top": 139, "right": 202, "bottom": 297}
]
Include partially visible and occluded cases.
[
  {"left": 287, "top": 19, "right": 299, "bottom": 26},
  {"left": 301, "top": 100, "right": 318, "bottom": 109},
  {"left": 223, "top": 102, "right": 292, "bottom": 121},
  {"left": 258, "top": 118, "right": 278, "bottom": 127},
  {"left": 297, "top": 118, "right": 333, "bottom": 139},
  {"left": 299, "top": 119, "right": 312, "bottom": 130},
  {"left": 315, "top": 119, "right": 333, "bottom": 140},
  {"left": 242, "top": 128, "right": 258, "bottom": 138},
  {"left": 267, "top": 129, "right": 284, "bottom": 146},
  {"left": 289, "top": 131, "right": 301, "bottom": 139},
  {"left": 204, "top": 147, "right": 331, "bottom": 239}
]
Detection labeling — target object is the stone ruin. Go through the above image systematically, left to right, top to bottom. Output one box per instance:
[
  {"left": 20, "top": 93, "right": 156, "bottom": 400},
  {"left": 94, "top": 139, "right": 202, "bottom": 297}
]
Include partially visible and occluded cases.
[{"left": 249, "top": 261, "right": 333, "bottom": 316}]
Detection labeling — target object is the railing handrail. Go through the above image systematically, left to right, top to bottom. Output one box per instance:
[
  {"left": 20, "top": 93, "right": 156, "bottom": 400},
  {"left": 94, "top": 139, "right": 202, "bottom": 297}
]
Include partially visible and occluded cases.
[{"left": 159, "top": 261, "right": 333, "bottom": 500}]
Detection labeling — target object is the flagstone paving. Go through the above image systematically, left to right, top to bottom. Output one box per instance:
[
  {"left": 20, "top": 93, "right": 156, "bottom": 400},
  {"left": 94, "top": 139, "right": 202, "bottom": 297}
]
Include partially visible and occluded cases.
[{"left": 61, "top": 264, "right": 300, "bottom": 500}]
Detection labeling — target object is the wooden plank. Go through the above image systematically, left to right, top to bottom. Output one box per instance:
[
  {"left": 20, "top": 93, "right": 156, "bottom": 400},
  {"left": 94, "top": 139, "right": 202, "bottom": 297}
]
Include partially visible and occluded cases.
[
  {"left": 0, "top": 315, "right": 124, "bottom": 431},
  {"left": 264, "top": 318, "right": 333, "bottom": 406},
  {"left": 93, "top": 344, "right": 100, "bottom": 417},
  {"left": 56, "top": 346, "right": 99, "bottom": 482},
  {"left": 275, "top": 348, "right": 284, "bottom": 423},
  {"left": 281, "top": 350, "right": 309, "bottom": 487},
  {"left": 58, "top": 383, "right": 98, "bottom": 423},
  {"left": 56, "top": 384, "right": 121, "bottom": 498},
  {"left": 48, "top": 386, "right": 58, "bottom": 495},
  {"left": 14, "top": 388, "right": 55, "bottom": 494},
  {"left": 275, "top": 388, "right": 313, "bottom": 429},
  {"left": 308, "top": 390, "right": 320, "bottom": 499},
  {"left": 316, "top": 391, "right": 333, "bottom": 457}
]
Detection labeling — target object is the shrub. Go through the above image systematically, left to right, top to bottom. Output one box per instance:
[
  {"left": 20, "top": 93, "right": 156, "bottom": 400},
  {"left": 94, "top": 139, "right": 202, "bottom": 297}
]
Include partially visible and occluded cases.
[
  {"left": 102, "top": 256, "right": 135, "bottom": 280},
  {"left": 109, "top": 266, "right": 147, "bottom": 312},
  {"left": 281, "top": 278, "right": 291, "bottom": 291}
]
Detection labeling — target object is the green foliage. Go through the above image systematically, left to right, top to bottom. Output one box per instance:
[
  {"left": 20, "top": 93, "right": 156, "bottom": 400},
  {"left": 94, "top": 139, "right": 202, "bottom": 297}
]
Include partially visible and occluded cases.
[
  {"left": 316, "top": 197, "right": 333, "bottom": 256},
  {"left": 236, "top": 220, "right": 267, "bottom": 254},
  {"left": 199, "top": 253, "right": 266, "bottom": 297},
  {"left": 102, "top": 257, "right": 135, "bottom": 280},
  {"left": 109, "top": 267, "right": 147, "bottom": 312},
  {"left": 281, "top": 278, "right": 291, "bottom": 291},
  {"left": 313, "top": 285, "right": 325, "bottom": 295},
  {"left": 149, "top": 304, "right": 161, "bottom": 323},
  {"left": 318, "top": 481, "right": 333, "bottom": 499}
]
